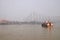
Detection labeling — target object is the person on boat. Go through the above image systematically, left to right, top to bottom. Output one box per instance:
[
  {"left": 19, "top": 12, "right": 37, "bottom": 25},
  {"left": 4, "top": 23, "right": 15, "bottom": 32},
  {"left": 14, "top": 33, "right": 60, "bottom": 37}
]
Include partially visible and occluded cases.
[{"left": 42, "top": 21, "right": 53, "bottom": 27}]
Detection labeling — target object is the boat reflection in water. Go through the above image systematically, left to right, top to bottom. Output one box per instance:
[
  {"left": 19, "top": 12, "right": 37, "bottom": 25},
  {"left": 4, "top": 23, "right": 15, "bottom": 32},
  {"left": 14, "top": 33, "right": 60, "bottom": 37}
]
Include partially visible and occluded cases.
[{"left": 41, "top": 21, "right": 53, "bottom": 31}]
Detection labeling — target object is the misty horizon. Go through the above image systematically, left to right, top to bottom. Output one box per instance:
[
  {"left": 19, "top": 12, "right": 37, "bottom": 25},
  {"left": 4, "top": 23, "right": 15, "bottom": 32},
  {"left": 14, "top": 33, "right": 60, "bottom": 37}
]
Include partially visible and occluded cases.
[{"left": 0, "top": 0, "right": 60, "bottom": 21}]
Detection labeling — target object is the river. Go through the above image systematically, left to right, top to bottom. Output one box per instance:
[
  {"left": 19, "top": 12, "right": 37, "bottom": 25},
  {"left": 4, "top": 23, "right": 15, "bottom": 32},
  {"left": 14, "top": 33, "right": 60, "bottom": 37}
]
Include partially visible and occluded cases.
[{"left": 0, "top": 23, "right": 60, "bottom": 40}]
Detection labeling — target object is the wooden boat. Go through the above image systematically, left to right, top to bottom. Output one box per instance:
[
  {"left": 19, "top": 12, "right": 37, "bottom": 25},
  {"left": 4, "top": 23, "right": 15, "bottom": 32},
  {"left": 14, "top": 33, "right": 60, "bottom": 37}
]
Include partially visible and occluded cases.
[{"left": 42, "top": 21, "right": 53, "bottom": 27}]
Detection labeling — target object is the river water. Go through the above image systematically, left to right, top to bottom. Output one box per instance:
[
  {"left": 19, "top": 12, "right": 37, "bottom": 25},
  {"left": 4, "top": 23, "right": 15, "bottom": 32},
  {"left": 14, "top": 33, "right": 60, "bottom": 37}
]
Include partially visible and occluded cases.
[{"left": 0, "top": 23, "right": 60, "bottom": 40}]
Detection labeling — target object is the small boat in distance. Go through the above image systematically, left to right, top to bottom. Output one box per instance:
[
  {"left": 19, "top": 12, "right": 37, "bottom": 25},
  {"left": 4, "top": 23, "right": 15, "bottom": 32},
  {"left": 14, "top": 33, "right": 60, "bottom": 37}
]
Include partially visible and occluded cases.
[{"left": 41, "top": 21, "right": 53, "bottom": 27}]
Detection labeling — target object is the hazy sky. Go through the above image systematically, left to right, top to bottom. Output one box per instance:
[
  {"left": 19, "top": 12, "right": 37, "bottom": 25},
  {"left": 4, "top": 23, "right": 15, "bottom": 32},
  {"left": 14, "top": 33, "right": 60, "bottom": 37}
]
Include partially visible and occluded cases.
[{"left": 0, "top": 0, "right": 60, "bottom": 21}]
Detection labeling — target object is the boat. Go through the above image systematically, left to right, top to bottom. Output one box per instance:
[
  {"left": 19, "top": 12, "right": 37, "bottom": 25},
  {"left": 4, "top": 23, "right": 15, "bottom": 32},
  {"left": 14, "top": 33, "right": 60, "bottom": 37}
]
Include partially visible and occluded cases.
[{"left": 41, "top": 21, "right": 53, "bottom": 27}]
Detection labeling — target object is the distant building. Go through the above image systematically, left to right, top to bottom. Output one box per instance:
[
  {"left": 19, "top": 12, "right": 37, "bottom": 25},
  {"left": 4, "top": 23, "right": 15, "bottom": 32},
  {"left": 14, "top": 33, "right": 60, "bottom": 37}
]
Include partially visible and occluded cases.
[{"left": 0, "top": 19, "right": 8, "bottom": 24}]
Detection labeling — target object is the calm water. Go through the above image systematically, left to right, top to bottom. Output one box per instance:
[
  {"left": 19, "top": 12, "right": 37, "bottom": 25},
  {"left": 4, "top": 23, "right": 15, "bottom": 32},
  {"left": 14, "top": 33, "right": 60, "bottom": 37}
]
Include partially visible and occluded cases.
[{"left": 0, "top": 23, "right": 60, "bottom": 40}]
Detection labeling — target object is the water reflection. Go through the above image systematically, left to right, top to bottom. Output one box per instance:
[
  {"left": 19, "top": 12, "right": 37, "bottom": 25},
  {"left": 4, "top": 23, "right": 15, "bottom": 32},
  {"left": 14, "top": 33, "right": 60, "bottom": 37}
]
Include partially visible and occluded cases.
[
  {"left": 42, "top": 25, "right": 53, "bottom": 32},
  {"left": 42, "top": 25, "right": 53, "bottom": 40},
  {"left": 48, "top": 26, "right": 53, "bottom": 32}
]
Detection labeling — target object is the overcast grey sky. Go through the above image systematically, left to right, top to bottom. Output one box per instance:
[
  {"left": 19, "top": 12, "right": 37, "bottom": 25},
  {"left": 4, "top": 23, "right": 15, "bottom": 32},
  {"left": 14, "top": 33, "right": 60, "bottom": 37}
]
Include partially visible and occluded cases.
[{"left": 0, "top": 0, "right": 60, "bottom": 21}]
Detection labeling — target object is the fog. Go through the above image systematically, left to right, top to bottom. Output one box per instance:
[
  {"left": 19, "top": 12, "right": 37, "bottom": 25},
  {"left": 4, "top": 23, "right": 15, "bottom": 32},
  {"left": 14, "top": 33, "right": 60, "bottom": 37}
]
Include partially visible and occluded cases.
[{"left": 0, "top": 0, "right": 60, "bottom": 21}]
